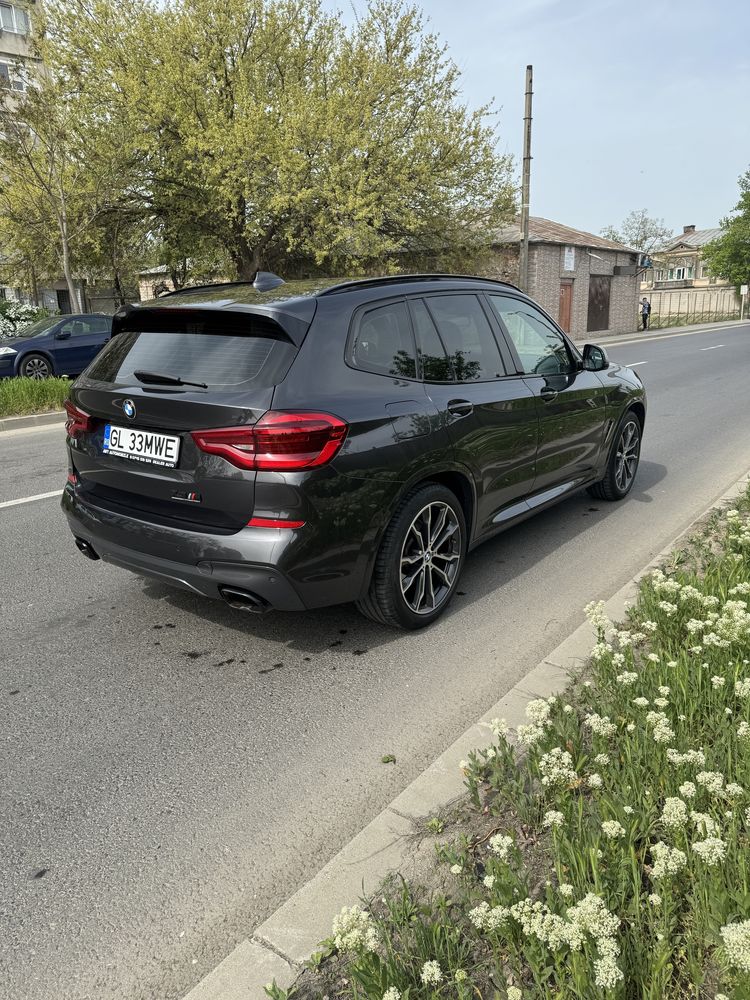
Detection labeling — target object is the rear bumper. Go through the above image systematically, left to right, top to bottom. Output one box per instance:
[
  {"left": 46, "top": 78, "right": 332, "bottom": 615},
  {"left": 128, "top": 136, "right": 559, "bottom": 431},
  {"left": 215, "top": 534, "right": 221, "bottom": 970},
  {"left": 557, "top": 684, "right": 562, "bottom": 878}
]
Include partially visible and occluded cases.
[{"left": 62, "top": 485, "right": 316, "bottom": 611}]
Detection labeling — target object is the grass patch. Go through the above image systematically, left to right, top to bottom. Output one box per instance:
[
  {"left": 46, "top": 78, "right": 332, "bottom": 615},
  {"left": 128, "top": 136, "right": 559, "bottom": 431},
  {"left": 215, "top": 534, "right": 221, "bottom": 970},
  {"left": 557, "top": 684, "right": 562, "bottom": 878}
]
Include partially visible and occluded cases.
[
  {"left": 0, "top": 377, "right": 69, "bottom": 418},
  {"left": 284, "top": 489, "right": 750, "bottom": 1000}
]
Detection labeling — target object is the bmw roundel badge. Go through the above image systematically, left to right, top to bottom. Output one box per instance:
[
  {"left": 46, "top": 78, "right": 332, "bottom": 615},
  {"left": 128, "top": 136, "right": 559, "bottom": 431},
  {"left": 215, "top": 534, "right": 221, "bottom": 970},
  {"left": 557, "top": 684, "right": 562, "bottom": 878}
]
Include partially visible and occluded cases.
[{"left": 122, "top": 399, "right": 136, "bottom": 420}]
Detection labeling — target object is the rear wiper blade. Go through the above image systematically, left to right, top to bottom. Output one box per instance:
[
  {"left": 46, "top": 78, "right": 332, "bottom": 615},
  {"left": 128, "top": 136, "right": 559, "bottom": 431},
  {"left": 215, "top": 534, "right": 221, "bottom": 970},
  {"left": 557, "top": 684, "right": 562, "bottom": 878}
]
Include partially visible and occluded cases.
[{"left": 134, "top": 369, "right": 208, "bottom": 389}]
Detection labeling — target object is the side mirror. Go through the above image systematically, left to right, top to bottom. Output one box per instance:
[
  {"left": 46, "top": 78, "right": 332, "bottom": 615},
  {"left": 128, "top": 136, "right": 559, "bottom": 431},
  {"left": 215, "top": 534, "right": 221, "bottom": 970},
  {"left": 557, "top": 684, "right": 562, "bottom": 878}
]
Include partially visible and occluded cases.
[
  {"left": 55, "top": 330, "right": 71, "bottom": 341},
  {"left": 582, "top": 343, "right": 609, "bottom": 372}
]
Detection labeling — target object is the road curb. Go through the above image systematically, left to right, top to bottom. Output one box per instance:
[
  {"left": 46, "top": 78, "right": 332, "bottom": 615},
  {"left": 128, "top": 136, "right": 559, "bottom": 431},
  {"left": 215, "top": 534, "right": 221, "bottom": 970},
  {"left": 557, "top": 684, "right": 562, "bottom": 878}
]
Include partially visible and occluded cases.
[
  {"left": 0, "top": 410, "right": 65, "bottom": 433},
  {"left": 183, "top": 469, "right": 750, "bottom": 1000}
]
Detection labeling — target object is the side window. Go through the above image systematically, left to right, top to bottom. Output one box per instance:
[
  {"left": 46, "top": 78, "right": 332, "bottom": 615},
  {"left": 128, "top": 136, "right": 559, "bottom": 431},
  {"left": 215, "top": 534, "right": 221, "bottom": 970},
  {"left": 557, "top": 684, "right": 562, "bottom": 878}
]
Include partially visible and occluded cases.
[
  {"left": 424, "top": 294, "right": 504, "bottom": 382},
  {"left": 487, "top": 295, "right": 573, "bottom": 376},
  {"left": 410, "top": 298, "right": 452, "bottom": 382},
  {"left": 350, "top": 300, "right": 417, "bottom": 378},
  {"left": 89, "top": 317, "right": 111, "bottom": 334},
  {"left": 70, "top": 319, "right": 90, "bottom": 336}
]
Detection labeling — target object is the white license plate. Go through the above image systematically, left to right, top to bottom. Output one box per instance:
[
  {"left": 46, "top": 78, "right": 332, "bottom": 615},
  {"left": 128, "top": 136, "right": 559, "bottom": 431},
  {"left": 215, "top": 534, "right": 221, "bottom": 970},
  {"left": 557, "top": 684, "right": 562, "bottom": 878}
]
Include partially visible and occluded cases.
[{"left": 103, "top": 424, "right": 181, "bottom": 468}]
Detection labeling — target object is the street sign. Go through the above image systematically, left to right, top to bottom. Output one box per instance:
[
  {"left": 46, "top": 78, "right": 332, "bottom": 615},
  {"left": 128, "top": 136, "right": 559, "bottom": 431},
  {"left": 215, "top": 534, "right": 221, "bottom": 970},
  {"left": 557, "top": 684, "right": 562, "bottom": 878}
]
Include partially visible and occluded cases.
[{"left": 741, "top": 284, "right": 748, "bottom": 295}]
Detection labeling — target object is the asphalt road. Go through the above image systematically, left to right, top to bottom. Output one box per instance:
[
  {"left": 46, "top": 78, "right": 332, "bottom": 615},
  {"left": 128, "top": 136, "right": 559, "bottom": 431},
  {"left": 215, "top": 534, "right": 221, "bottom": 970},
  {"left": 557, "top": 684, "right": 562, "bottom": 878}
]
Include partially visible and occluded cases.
[{"left": 2, "top": 322, "right": 749, "bottom": 1000}]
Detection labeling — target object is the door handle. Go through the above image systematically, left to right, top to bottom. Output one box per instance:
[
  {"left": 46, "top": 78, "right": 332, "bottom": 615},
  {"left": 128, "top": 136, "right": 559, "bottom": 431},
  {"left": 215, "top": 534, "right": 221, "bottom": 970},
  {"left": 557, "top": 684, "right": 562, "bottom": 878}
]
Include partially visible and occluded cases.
[
  {"left": 540, "top": 386, "right": 558, "bottom": 402},
  {"left": 447, "top": 399, "right": 474, "bottom": 417}
]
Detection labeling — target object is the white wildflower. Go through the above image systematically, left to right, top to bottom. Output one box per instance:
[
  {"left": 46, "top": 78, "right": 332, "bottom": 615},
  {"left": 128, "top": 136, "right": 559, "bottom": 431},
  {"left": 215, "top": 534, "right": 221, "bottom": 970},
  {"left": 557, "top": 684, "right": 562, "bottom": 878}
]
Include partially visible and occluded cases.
[
  {"left": 647, "top": 653, "right": 660, "bottom": 663},
  {"left": 616, "top": 671, "right": 638, "bottom": 686},
  {"left": 711, "top": 675, "right": 726, "bottom": 688},
  {"left": 735, "top": 678, "right": 750, "bottom": 697},
  {"left": 659, "top": 686, "right": 671, "bottom": 697},
  {"left": 633, "top": 697, "right": 650, "bottom": 707},
  {"left": 654, "top": 698, "right": 669, "bottom": 708},
  {"left": 525, "top": 699, "right": 552, "bottom": 726},
  {"left": 563, "top": 704, "right": 574, "bottom": 714},
  {"left": 585, "top": 713, "right": 616, "bottom": 737},
  {"left": 490, "top": 717, "right": 509, "bottom": 738},
  {"left": 739, "top": 720, "right": 750, "bottom": 743},
  {"left": 626, "top": 722, "right": 636, "bottom": 732},
  {"left": 517, "top": 724, "right": 545, "bottom": 748},
  {"left": 539, "top": 748, "right": 578, "bottom": 788},
  {"left": 594, "top": 753, "right": 611, "bottom": 766},
  {"left": 696, "top": 771, "right": 724, "bottom": 795},
  {"left": 588, "top": 772, "right": 603, "bottom": 789},
  {"left": 679, "top": 781, "right": 697, "bottom": 799},
  {"left": 725, "top": 782, "right": 744, "bottom": 798},
  {"left": 661, "top": 797, "right": 688, "bottom": 829},
  {"left": 623, "top": 805, "right": 634, "bottom": 814},
  {"left": 543, "top": 810, "right": 565, "bottom": 829},
  {"left": 691, "top": 811, "right": 720, "bottom": 836},
  {"left": 601, "top": 820, "right": 625, "bottom": 839},
  {"left": 489, "top": 834, "right": 514, "bottom": 861},
  {"left": 692, "top": 837, "right": 727, "bottom": 866},
  {"left": 650, "top": 841, "right": 688, "bottom": 879},
  {"left": 450, "top": 864, "right": 463, "bottom": 875},
  {"left": 483, "top": 874, "right": 496, "bottom": 890},
  {"left": 558, "top": 883, "right": 574, "bottom": 898},
  {"left": 648, "top": 893, "right": 662, "bottom": 907},
  {"left": 332, "top": 905, "right": 377, "bottom": 953},
  {"left": 721, "top": 919, "right": 750, "bottom": 972},
  {"left": 420, "top": 960, "right": 443, "bottom": 985},
  {"left": 507, "top": 988, "right": 522, "bottom": 1000},
  {"left": 382, "top": 989, "right": 401, "bottom": 1000}
]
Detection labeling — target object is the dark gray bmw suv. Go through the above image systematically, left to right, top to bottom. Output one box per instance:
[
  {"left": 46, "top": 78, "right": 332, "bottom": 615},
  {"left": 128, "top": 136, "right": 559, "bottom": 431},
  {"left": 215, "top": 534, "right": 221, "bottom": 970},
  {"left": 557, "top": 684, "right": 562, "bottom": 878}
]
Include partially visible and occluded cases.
[{"left": 62, "top": 273, "right": 646, "bottom": 629}]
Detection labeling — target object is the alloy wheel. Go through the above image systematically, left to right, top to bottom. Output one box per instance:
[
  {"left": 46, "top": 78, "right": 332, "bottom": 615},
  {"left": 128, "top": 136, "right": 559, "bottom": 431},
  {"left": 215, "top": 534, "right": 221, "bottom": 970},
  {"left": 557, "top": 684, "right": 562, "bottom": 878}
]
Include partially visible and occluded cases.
[
  {"left": 24, "top": 357, "right": 50, "bottom": 379},
  {"left": 614, "top": 420, "right": 640, "bottom": 492},
  {"left": 399, "top": 501, "right": 462, "bottom": 615}
]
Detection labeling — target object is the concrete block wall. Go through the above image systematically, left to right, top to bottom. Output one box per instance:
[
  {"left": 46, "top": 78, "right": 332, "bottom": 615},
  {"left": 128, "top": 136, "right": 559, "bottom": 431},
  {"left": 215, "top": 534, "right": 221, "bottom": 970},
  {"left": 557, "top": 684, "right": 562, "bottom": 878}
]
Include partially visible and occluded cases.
[{"left": 528, "top": 245, "right": 639, "bottom": 339}]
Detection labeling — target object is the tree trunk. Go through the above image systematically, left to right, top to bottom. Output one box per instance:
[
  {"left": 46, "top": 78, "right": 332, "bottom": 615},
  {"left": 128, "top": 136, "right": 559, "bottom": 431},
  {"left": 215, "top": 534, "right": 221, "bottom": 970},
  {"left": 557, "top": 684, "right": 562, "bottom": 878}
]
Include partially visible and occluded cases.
[
  {"left": 57, "top": 206, "right": 82, "bottom": 312},
  {"left": 227, "top": 229, "right": 258, "bottom": 281},
  {"left": 28, "top": 263, "right": 39, "bottom": 307}
]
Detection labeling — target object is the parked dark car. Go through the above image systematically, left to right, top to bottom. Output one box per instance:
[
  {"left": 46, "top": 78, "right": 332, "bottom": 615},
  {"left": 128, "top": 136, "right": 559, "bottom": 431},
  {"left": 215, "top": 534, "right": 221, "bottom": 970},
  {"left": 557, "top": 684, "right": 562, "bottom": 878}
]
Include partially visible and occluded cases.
[
  {"left": 61, "top": 274, "right": 646, "bottom": 629},
  {"left": 0, "top": 313, "right": 113, "bottom": 379}
]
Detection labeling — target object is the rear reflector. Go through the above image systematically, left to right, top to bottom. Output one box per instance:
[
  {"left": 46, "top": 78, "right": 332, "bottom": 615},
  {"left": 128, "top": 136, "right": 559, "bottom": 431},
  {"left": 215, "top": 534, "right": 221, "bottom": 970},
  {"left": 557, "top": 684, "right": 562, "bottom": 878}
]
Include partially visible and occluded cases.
[
  {"left": 64, "top": 400, "right": 92, "bottom": 437},
  {"left": 191, "top": 411, "right": 347, "bottom": 471},
  {"left": 66, "top": 472, "right": 77, "bottom": 485},
  {"left": 247, "top": 517, "right": 305, "bottom": 529}
]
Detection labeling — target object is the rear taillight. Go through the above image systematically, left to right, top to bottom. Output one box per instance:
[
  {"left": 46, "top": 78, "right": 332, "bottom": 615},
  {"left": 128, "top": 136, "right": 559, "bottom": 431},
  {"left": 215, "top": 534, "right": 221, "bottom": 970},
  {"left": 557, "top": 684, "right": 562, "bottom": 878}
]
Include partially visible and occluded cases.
[
  {"left": 64, "top": 400, "right": 92, "bottom": 438},
  {"left": 191, "top": 411, "right": 347, "bottom": 471}
]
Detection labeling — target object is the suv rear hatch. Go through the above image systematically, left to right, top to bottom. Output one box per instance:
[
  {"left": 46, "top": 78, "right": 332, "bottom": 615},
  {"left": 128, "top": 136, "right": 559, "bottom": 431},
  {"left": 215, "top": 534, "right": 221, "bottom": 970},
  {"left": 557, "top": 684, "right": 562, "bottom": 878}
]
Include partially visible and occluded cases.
[{"left": 67, "top": 305, "right": 306, "bottom": 534}]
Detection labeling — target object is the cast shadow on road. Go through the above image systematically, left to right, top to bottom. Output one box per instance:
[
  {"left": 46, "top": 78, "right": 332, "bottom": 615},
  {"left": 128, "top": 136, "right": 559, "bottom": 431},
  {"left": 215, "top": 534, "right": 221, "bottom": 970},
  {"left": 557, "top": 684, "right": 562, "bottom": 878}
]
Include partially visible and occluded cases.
[{"left": 141, "top": 460, "right": 667, "bottom": 660}]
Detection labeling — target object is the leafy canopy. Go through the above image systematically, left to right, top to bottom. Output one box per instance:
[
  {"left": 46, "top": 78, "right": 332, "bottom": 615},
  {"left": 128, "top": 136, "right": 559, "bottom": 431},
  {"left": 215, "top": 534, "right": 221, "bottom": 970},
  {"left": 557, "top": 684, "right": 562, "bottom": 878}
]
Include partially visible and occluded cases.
[
  {"left": 33, "top": 0, "right": 516, "bottom": 283},
  {"left": 701, "top": 169, "right": 750, "bottom": 288},
  {"left": 600, "top": 209, "right": 673, "bottom": 255}
]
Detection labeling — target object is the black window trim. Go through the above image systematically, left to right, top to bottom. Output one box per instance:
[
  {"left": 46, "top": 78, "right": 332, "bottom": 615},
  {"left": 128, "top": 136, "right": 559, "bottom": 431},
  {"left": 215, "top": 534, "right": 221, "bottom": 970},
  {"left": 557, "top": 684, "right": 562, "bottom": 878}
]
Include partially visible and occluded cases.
[
  {"left": 418, "top": 290, "right": 513, "bottom": 384},
  {"left": 482, "top": 291, "right": 583, "bottom": 377},
  {"left": 345, "top": 294, "right": 421, "bottom": 383}
]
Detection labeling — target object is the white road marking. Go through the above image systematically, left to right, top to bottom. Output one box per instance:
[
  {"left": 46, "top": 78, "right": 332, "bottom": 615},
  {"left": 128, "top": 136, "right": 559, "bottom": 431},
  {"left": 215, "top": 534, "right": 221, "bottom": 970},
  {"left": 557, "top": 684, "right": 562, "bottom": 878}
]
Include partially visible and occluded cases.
[
  {"left": 700, "top": 344, "right": 725, "bottom": 351},
  {"left": 627, "top": 362, "right": 648, "bottom": 367},
  {"left": 0, "top": 489, "right": 63, "bottom": 510}
]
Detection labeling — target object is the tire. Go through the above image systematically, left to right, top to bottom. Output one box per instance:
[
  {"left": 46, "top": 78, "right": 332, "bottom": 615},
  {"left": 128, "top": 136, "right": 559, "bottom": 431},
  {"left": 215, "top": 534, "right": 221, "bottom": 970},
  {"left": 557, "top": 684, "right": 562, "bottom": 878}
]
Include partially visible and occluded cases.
[
  {"left": 20, "top": 353, "right": 53, "bottom": 379},
  {"left": 588, "top": 410, "right": 642, "bottom": 501},
  {"left": 357, "top": 482, "right": 467, "bottom": 630}
]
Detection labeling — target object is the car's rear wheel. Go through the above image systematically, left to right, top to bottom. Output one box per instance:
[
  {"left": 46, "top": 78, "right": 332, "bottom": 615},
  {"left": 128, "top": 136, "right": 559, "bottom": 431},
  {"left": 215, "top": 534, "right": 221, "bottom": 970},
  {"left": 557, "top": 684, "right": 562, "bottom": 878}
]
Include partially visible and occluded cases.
[
  {"left": 21, "top": 353, "right": 52, "bottom": 379},
  {"left": 588, "top": 410, "right": 642, "bottom": 501},
  {"left": 357, "top": 482, "right": 467, "bottom": 630}
]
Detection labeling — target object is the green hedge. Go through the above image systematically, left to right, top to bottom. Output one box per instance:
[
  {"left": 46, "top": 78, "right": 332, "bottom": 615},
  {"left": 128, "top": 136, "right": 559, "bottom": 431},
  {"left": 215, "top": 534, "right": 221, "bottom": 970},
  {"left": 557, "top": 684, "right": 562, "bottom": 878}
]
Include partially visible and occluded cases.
[{"left": 0, "top": 377, "right": 70, "bottom": 418}]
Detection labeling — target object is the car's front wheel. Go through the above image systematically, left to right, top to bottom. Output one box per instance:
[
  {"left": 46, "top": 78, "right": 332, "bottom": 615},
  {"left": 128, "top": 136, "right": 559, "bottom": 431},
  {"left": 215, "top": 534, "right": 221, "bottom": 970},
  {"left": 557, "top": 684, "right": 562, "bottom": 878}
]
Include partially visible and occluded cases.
[
  {"left": 20, "top": 353, "right": 52, "bottom": 379},
  {"left": 588, "top": 410, "right": 642, "bottom": 501},
  {"left": 357, "top": 482, "right": 467, "bottom": 630}
]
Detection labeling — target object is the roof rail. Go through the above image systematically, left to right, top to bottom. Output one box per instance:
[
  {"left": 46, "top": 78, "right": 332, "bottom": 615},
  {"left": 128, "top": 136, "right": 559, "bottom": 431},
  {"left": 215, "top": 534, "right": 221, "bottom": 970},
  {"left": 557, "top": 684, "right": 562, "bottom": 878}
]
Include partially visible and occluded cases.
[{"left": 318, "top": 274, "right": 521, "bottom": 296}]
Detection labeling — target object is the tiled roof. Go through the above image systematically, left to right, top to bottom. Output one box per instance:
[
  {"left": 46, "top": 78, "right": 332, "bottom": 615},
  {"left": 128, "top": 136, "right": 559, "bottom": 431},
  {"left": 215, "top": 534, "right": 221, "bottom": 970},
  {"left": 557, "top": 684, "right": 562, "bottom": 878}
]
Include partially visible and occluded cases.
[
  {"left": 493, "top": 216, "right": 637, "bottom": 253},
  {"left": 664, "top": 227, "right": 724, "bottom": 249}
]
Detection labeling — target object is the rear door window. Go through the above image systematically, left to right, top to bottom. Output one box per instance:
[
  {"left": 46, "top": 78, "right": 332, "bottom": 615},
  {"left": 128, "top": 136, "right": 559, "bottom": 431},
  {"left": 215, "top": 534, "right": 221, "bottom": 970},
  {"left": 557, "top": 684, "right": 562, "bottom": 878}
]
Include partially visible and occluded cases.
[
  {"left": 423, "top": 294, "right": 506, "bottom": 382},
  {"left": 409, "top": 298, "right": 452, "bottom": 382},
  {"left": 349, "top": 300, "right": 417, "bottom": 379},
  {"left": 86, "top": 317, "right": 297, "bottom": 390}
]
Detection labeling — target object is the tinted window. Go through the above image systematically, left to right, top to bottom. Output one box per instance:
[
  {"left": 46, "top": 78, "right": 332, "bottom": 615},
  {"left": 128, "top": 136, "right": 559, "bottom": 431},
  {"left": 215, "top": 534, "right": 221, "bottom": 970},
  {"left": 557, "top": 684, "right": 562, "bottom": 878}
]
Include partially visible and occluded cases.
[
  {"left": 424, "top": 294, "right": 504, "bottom": 382},
  {"left": 488, "top": 295, "right": 573, "bottom": 376},
  {"left": 410, "top": 298, "right": 452, "bottom": 382},
  {"left": 350, "top": 301, "right": 416, "bottom": 379},
  {"left": 60, "top": 319, "right": 94, "bottom": 337},
  {"left": 86, "top": 323, "right": 296, "bottom": 390}
]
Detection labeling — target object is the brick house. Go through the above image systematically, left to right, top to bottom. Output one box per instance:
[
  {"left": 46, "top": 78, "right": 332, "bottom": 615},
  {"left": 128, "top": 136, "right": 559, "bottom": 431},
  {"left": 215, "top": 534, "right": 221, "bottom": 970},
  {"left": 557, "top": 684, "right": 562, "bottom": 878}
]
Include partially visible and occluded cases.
[{"left": 487, "top": 217, "right": 640, "bottom": 339}]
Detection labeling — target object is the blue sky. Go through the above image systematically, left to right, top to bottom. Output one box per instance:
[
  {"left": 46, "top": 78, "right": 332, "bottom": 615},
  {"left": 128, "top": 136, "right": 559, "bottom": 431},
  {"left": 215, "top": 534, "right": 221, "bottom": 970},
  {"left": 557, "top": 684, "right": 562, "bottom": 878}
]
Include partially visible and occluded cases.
[{"left": 332, "top": 0, "right": 750, "bottom": 238}]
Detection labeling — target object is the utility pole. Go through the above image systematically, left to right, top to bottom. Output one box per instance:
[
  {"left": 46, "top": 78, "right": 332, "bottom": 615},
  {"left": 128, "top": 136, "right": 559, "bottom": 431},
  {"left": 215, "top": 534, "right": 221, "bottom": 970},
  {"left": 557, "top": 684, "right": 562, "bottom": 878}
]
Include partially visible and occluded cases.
[{"left": 519, "top": 65, "right": 533, "bottom": 293}]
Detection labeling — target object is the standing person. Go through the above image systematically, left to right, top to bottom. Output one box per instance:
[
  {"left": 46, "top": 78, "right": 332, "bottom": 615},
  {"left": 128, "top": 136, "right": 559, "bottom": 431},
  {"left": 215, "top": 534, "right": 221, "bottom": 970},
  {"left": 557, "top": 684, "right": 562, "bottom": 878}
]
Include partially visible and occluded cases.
[{"left": 640, "top": 297, "right": 651, "bottom": 331}]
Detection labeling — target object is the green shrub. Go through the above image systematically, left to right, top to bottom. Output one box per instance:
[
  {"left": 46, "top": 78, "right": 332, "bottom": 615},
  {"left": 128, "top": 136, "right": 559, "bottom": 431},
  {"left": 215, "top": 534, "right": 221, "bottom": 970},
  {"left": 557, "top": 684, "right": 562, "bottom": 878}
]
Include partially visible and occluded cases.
[{"left": 0, "top": 377, "right": 69, "bottom": 417}]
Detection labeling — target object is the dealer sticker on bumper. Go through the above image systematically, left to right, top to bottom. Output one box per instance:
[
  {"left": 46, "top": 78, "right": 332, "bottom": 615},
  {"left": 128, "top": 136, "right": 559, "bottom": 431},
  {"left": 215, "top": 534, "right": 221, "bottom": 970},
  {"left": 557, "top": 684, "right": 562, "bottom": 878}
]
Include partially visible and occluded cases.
[{"left": 103, "top": 424, "right": 181, "bottom": 468}]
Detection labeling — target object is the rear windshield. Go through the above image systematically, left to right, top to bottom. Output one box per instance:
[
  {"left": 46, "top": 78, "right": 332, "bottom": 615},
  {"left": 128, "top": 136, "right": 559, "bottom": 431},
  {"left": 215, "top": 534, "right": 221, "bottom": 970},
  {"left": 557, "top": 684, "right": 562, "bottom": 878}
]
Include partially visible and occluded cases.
[{"left": 86, "top": 323, "right": 296, "bottom": 390}]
